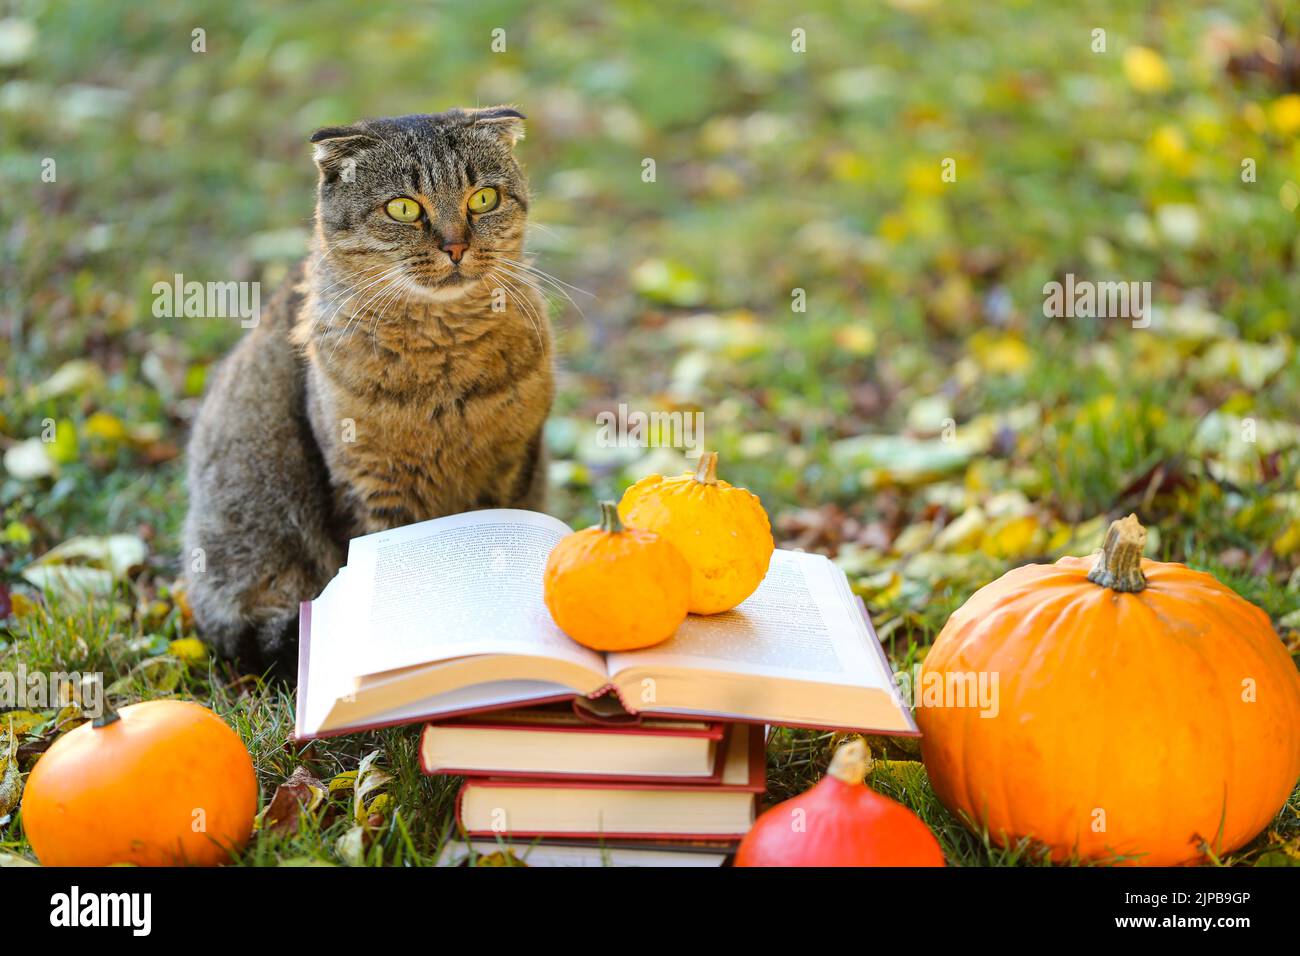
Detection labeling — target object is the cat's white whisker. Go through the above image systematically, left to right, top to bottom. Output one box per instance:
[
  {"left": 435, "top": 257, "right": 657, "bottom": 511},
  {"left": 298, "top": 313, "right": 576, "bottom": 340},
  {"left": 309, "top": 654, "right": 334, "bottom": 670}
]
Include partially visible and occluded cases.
[
  {"left": 524, "top": 221, "right": 563, "bottom": 240},
  {"left": 496, "top": 256, "right": 595, "bottom": 298},
  {"left": 492, "top": 259, "right": 590, "bottom": 318},
  {"left": 493, "top": 261, "right": 586, "bottom": 321},
  {"left": 321, "top": 264, "right": 409, "bottom": 360},
  {"left": 488, "top": 269, "right": 545, "bottom": 349},
  {"left": 322, "top": 273, "right": 406, "bottom": 356},
  {"left": 367, "top": 277, "right": 415, "bottom": 359}
]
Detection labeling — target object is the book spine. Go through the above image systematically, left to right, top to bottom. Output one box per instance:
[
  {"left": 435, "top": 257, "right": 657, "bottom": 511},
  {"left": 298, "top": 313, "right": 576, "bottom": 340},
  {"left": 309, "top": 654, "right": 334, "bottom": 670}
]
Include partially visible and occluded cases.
[
  {"left": 425, "top": 767, "right": 724, "bottom": 784},
  {"left": 459, "top": 827, "right": 750, "bottom": 840}
]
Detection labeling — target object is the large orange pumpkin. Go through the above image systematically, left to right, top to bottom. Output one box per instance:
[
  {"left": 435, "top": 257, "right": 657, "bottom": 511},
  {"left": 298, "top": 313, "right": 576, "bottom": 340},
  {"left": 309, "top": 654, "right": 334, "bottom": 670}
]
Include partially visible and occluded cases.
[
  {"left": 617, "top": 450, "right": 773, "bottom": 614},
  {"left": 543, "top": 501, "right": 691, "bottom": 651},
  {"left": 917, "top": 514, "right": 1300, "bottom": 865},
  {"left": 22, "top": 699, "right": 258, "bottom": 866}
]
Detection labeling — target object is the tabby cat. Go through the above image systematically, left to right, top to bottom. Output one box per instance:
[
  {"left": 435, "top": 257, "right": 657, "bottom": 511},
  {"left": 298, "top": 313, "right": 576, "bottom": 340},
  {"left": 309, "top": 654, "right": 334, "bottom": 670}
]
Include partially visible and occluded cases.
[{"left": 182, "top": 107, "right": 554, "bottom": 675}]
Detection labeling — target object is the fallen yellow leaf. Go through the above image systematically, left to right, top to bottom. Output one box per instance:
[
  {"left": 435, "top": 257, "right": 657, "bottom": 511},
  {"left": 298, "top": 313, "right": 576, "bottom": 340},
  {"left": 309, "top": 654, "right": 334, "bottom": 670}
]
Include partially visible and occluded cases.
[
  {"left": 1124, "top": 46, "right": 1172, "bottom": 94},
  {"left": 1269, "top": 94, "right": 1300, "bottom": 136},
  {"left": 969, "top": 332, "right": 1032, "bottom": 375},
  {"left": 84, "top": 411, "right": 127, "bottom": 443},
  {"left": 935, "top": 507, "right": 987, "bottom": 552},
  {"left": 982, "top": 515, "right": 1044, "bottom": 559},
  {"left": 1273, "top": 520, "right": 1300, "bottom": 558},
  {"left": 9, "top": 593, "right": 38, "bottom": 619},
  {"left": 168, "top": 637, "right": 208, "bottom": 664}
]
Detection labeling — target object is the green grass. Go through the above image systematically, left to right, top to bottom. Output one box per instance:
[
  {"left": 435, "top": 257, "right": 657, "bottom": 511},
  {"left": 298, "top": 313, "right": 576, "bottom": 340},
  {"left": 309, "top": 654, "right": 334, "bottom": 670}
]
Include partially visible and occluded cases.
[{"left": 3, "top": 0, "right": 1300, "bottom": 865}]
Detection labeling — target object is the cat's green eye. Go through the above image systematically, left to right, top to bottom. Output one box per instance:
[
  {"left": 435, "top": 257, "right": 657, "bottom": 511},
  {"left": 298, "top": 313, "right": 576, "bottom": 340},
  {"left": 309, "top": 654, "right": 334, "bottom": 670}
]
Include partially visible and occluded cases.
[
  {"left": 467, "top": 187, "right": 500, "bottom": 214},
  {"left": 385, "top": 197, "right": 422, "bottom": 222}
]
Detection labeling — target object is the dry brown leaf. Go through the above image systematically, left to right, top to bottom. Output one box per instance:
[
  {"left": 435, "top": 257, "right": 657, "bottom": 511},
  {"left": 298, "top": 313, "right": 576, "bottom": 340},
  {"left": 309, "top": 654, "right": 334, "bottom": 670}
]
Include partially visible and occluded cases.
[{"left": 263, "top": 766, "right": 328, "bottom": 835}]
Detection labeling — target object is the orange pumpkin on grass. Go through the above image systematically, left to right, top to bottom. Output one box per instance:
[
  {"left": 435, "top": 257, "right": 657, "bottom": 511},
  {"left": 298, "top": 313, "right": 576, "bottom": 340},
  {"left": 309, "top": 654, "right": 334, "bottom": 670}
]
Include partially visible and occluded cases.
[
  {"left": 618, "top": 450, "right": 773, "bottom": 614},
  {"left": 543, "top": 501, "right": 691, "bottom": 651},
  {"left": 917, "top": 514, "right": 1300, "bottom": 865},
  {"left": 22, "top": 699, "right": 258, "bottom": 866}
]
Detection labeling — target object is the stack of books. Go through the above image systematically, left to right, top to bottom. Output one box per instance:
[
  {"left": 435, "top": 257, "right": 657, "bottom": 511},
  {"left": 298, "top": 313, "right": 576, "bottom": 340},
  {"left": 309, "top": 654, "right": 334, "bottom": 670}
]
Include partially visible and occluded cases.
[
  {"left": 294, "top": 508, "right": 916, "bottom": 866},
  {"left": 424, "top": 706, "right": 763, "bottom": 865}
]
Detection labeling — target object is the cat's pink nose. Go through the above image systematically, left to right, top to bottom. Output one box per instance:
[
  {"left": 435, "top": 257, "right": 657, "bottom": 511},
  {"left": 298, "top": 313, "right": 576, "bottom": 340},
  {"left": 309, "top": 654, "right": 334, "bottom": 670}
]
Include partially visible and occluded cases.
[{"left": 442, "top": 240, "right": 468, "bottom": 264}]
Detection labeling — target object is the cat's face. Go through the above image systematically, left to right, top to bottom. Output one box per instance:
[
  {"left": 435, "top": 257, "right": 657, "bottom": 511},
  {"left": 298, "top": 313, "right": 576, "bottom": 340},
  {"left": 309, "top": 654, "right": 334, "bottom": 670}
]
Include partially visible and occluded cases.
[{"left": 311, "top": 108, "right": 530, "bottom": 303}]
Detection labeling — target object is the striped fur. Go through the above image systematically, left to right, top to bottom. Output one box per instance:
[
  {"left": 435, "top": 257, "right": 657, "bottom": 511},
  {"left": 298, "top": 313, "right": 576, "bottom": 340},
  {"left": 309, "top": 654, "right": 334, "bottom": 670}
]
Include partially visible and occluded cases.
[{"left": 183, "top": 108, "right": 553, "bottom": 674}]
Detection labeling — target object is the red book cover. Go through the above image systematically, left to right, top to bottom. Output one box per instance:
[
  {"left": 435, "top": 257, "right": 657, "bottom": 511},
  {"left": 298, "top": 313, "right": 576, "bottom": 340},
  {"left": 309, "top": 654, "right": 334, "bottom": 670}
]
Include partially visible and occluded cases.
[
  {"left": 428, "top": 705, "right": 725, "bottom": 738},
  {"left": 420, "top": 708, "right": 729, "bottom": 784},
  {"left": 454, "top": 723, "right": 766, "bottom": 840}
]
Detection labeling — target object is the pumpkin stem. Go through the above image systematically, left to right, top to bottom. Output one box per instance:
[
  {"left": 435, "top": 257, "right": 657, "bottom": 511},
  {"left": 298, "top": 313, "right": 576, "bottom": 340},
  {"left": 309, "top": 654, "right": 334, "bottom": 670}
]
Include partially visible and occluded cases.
[
  {"left": 693, "top": 450, "right": 719, "bottom": 485},
  {"left": 598, "top": 500, "right": 623, "bottom": 534},
  {"left": 1087, "top": 513, "right": 1148, "bottom": 593},
  {"left": 92, "top": 703, "right": 122, "bottom": 728},
  {"left": 827, "top": 738, "right": 873, "bottom": 786}
]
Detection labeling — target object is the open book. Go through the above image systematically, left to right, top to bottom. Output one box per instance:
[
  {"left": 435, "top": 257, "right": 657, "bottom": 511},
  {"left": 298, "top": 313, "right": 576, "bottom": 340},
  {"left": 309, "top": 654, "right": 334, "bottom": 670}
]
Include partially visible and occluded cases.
[{"left": 295, "top": 509, "right": 915, "bottom": 739}]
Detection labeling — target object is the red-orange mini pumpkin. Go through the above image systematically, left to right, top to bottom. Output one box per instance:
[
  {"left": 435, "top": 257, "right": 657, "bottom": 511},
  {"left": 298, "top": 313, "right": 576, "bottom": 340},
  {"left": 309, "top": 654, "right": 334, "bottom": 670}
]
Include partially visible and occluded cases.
[
  {"left": 543, "top": 501, "right": 691, "bottom": 651},
  {"left": 918, "top": 514, "right": 1300, "bottom": 865},
  {"left": 22, "top": 699, "right": 258, "bottom": 866},
  {"left": 735, "top": 739, "right": 945, "bottom": 867}
]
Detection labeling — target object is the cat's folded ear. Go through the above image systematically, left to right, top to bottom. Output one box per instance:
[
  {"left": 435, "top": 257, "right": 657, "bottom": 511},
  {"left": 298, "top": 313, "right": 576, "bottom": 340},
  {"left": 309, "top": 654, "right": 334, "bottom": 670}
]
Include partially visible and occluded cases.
[
  {"left": 468, "top": 106, "right": 526, "bottom": 146},
  {"left": 309, "top": 125, "right": 377, "bottom": 180}
]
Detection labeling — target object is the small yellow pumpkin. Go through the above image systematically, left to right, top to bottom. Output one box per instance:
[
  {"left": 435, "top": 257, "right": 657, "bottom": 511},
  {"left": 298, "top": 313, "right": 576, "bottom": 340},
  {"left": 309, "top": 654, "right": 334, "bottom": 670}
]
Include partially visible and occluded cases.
[
  {"left": 617, "top": 451, "right": 773, "bottom": 614},
  {"left": 543, "top": 501, "right": 691, "bottom": 651}
]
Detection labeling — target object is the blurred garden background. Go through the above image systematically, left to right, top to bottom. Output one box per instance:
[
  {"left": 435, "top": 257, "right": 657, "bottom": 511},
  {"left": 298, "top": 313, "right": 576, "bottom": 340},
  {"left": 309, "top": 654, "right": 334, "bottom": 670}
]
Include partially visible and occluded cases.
[{"left": 2, "top": 0, "right": 1299, "bottom": 864}]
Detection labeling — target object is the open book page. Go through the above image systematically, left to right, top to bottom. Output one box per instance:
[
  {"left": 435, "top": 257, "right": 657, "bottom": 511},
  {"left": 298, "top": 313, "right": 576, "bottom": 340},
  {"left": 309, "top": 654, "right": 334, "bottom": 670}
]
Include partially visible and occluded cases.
[
  {"left": 339, "top": 509, "right": 603, "bottom": 679},
  {"left": 606, "top": 550, "right": 891, "bottom": 689},
  {"left": 300, "top": 562, "right": 594, "bottom": 736},
  {"left": 298, "top": 564, "right": 360, "bottom": 736}
]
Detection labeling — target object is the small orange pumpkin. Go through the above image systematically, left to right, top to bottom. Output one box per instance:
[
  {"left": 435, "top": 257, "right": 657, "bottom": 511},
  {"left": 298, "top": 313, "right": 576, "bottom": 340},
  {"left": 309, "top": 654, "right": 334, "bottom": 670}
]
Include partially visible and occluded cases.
[
  {"left": 617, "top": 451, "right": 773, "bottom": 614},
  {"left": 543, "top": 501, "right": 691, "bottom": 651},
  {"left": 918, "top": 514, "right": 1300, "bottom": 866},
  {"left": 21, "top": 699, "right": 258, "bottom": 866},
  {"left": 736, "top": 739, "right": 945, "bottom": 867}
]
